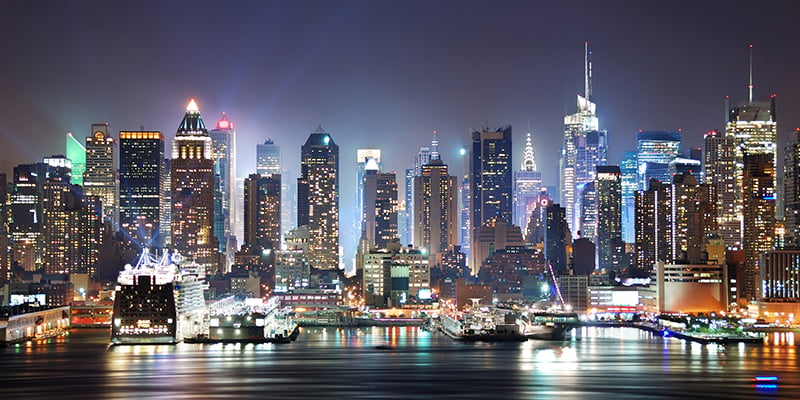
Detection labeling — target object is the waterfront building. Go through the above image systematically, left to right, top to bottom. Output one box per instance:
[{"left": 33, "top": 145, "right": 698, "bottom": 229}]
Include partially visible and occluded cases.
[
  {"left": 170, "top": 99, "right": 218, "bottom": 274},
  {"left": 209, "top": 113, "right": 237, "bottom": 270},
  {"left": 84, "top": 123, "right": 118, "bottom": 225},
  {"left": 469, "top": 126, "right": 513, "bottom": 272},
  {"left": 297, "top": 127, "right": 339, "bottom": 270},
  {"left": 704, "top": 129, "right": 739, "bottom": 248},
  {"left": 636, "top": 130, "right": 681, "bottom": 190},
  {"left": 119, "top": 131, "right": 164, "bottom": 248},
  {"left": 65, "top": 132, "right": 85, "bottom": 186},
  {"left": 514, "top": 132, "right": 542, "bottom": 236},
  {"left": 741, "top": 152, "right": 776, "bottom": 301},
  {"left": 596, "top": 165, "right": 622, "bottom": 270},
  {"left": 362, "top": 170, "right": 398, "bottom": 249},
  {"left": 243, "top": 173, "right": 281, "bottom": 251},
  {"left": 362, "top": 243, "right": 429, "bottom": 308},
  {"left": 477, "top": 246, "right": 546, "bottom": 295},
  {"left": 760, "top": 249, "right": 800, "bottom": 300},
  {"left": 650, "top": 262, "right": 728, "bottom": 314},
  {"left": 558, "top": 275, "right": 588, "bottom": 313}
]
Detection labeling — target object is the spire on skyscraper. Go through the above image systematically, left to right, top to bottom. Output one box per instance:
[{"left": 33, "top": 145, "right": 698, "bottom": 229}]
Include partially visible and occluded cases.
[
  {"left": 585, "top": 41, "right": 592, "bottom": 102},
  {"left": 748, "top": 44, "right": 754, "bottom": 103},
  {"left": 430, "top": 130, "right": 440, "bottom": 161},
  {"left": 521, "top": 132, "right": 537, "bottom": 171}
]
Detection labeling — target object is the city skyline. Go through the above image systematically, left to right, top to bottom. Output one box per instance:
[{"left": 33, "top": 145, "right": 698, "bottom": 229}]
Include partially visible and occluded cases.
[{"left": 2, "top": 2, "right": 799, "bottom": 185}]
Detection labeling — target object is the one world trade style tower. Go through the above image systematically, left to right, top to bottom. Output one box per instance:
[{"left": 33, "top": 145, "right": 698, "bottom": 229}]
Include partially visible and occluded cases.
[{"left": 560, "top": 43, "right": 607, "bottom": 234}]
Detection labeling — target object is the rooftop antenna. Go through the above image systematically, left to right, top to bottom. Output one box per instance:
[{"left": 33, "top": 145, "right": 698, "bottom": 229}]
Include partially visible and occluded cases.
[
  {"left": 585, "top": 42, "right": 592, "bottom": 101},
  {"left": 748, "top": 44, "right": 754, "bottom": 102},
  {"left": 430, "top": 130, "right": 440, "bottom": 160}
]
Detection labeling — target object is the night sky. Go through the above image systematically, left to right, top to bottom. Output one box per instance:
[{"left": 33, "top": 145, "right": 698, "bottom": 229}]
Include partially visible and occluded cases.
[{"left": 1, "top": 0, "right": 799, "bottom": 247}]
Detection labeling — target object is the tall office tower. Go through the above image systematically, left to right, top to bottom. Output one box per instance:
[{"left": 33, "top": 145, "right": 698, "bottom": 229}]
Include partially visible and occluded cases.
[
  {"left": 561, "top": 43, "right": 600, "bottom": 232},
  {"left": 725, "top": 46, "right": 778, "bottom": 238},
  {"left": 171, "top": 99, "right": 218, "bottom": 274},
  {"left": 209, "top": 113, "right": 237, "bottom": 269},
  {"left": 84, "top": 123, "right": 118, "bottom": 226},
  {"left": 469, "top": 126, "right": 513, "bottom": 271},
  {"left": 297, "top": 127, "right": 339, "bottom": 270},
  {"left": 704, "top": 129, "right": 738, "bottom": 248},
  {"left": 784, "top": 129, "right": 800, "bottom": 246},
  {"left": 573, "top": 130, "right": 608, "bottom": 231},
  {"left": 119, "top": 131, "right": 164, "bottom": 248},
  {"left": 636, "top": 131, "right": 682, "bottom": 190},
  {"left": 66, "top": 132, "right": 86, "bottom": 185},
  {"left": 514, "top": 132, "right": 543, "bottom": 236},
  {"left": 256, "top": 138, "right": 281, "bottom": 176},
  {"left": 257, "top": 140, "right": 290, "bottom": 243},
  {"left": 403, "top": 145, "right": 432, "bottom": 246},
  {"left": 355, "top": 149, "right": 381, "bottom": 260},
  {"left": 413, "top": 150, "right": 458, "bottom": 257},
  {"left": 619, "top": 152, "right": 638, "bottom": 243},
  {"left": 741, "top": 152, "right": 776, "bottom": 301},
  {"left": 160, "top": 158, "right": 171, "bottom": 247},
  {"left": 10, "top": 162, "right": 50, "bottom": 271},
  {"left": 596, "top": 165, "right": 621, "bottom": 270},
  {"left": 400, "top": 168, "right": 414, "bottom": 246},
  {"left": 362, "top": 170, "right": 398, "bottom": 249},
  {"left": 671, "top": 171, "right": 716, "bottom": 264},
  {"left": 0, "top": 173, "right": 7, "bottom": 285},
  {"left": 243, "top": 173, "right": 281, "bottom": 251},
  {"left": 459, "top": 173, "right": 471, "bottom": 255},
  {"left": 42, "top": 176, "right": 102, "bottom": 276},
  {"left": 234, "top": 177, "right": 245, "bottom": 246},
  {"left": 635, "top": 179, "right": 673, "bottom": 269},
  {"left": 576, "top": 182, "right": 597, "bottom": 239},
  {"left": 545, "top": 202, "right": 568, "bottom": 275}
]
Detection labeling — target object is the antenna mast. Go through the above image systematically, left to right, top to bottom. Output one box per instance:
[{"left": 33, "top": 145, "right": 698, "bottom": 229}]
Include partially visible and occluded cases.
[{"left": 748, "top": 44, "right": 754, "bottom": 102}]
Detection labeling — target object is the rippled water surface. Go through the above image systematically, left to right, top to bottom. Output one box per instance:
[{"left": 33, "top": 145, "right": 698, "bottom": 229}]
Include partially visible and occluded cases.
[{"left": 1, "top": 327, "right": 797, "bottom": 399}]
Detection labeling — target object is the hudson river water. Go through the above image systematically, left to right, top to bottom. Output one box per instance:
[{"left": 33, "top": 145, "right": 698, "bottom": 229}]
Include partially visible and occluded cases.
[{"left": 1, "top": 327, "right": 797, "bottom": 399}]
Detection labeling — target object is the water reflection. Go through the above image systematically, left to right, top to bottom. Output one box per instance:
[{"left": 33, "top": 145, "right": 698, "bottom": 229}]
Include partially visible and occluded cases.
[{"left": 0, "top": 327, "right": 798, "bottom": 399}]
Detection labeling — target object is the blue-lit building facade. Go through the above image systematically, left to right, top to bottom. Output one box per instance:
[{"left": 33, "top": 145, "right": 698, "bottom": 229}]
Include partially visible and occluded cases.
[
  {"left": 119, "top": 131, "right": 164, "bottom": 248},
  {"left": 636, "top": 131, "right": 681, "bottom": 191}
]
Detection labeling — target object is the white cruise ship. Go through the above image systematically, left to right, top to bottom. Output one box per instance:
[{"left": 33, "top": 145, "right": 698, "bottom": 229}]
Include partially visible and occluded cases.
[{"left": 111, "top": 250, "right": 209, "bottom": 344}]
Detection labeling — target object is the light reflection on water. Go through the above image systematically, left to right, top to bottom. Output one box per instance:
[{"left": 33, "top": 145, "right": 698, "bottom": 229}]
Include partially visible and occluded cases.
[{"left": 1, "top": 326, "right": 798, "bottom": 399}]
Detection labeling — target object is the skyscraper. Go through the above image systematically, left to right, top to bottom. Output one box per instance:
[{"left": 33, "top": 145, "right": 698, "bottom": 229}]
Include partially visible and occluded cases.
[
  {"left": 561, "top": 43, "right": 600, "bottom": 233},
  {"left": 725, "top": 45, "right": 778, "bottom": 254},
  {"left": 171, "top": 99, "right": 218, "bottom": 274},
  {"left": 209, "top": 113, "right": 237, "bottom": 270},
  {"left": 84, "top": 123, "right": 118, "bottom": 226},
  {"left": 297, "top": 126, "right": 339, "bottom": 270},
  {"left": 470, "top": 126, "right": 513, "bottom": 271},
  {"left": 704, "top": 129, "right": 738, "bottom": 248},
  {"left": 784, "top": 129, "right": 800, "bottom": 246},
  {"left": 573, "top": 130, "right": 608, "bottom": 231},
  {"left": 119, "top": 131, "right": 163, "bottom": 248},
  {"left": 636, "top": 131, "right": 682, "bottom": 190},
  {"left": 65, "top": 132, "right": 86, "bottom": 186},
  {"left": 514, "top": 132, "right": 542, "bottom": 236},
  {"left": 256, "top": 138, "right": 281, "bottom": 176},
  {"left": 404, "top": 144, "right": 432, "bottom": 246},
  {"left": 355, "top": 149, "right": 381, "bottom": 260},
  {"left": 413, "top": 151, "right": 457, "bottom": 257},
  {"left": 619, "top": 152, "right": 638, "bottom": 243},
  {"left": 741, "top": 152, "right": 775, "bottom": 301},
  {"left": 10, "top": 162, "right": 50, "bottom": 271},
  {"left": 596, "top": 165, "right": 621, "bottom": 270},
  {"left": 362, "top": 170, "right": 398, "bottom": 249},
  {"left": 670, "top": 171, "right": 716, "bottom": 264},
  {"left": 243, "top": 173, "right": 281, "bottom": 251},
  {"left": 635, "top": 179, "right": 672, "bottom": 269},
  {"left": 545, "top": 202, "right": 568, "bottom": 275}
]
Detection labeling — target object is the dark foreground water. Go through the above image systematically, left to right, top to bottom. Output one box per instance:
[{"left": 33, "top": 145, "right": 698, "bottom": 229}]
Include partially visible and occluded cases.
[{"left": 1, "top": 327, "right": 797, "bottom": 399}]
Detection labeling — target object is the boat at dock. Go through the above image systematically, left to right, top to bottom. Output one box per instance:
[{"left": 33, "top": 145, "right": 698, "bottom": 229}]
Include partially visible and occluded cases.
[
  {"left": 439, "top": 307, "right": 527, "bottom": 342},
  {"left": 519, "top": 311, "right": 581, "bottom": 340}
]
